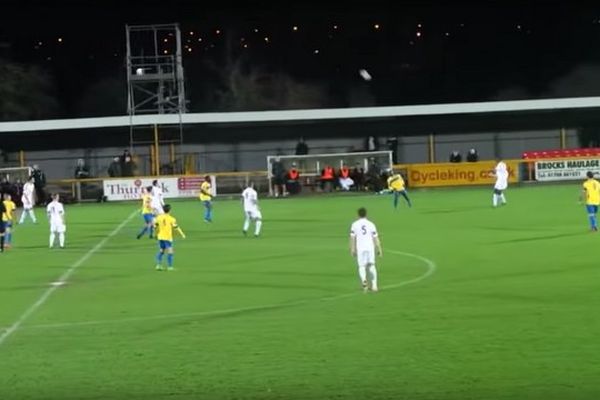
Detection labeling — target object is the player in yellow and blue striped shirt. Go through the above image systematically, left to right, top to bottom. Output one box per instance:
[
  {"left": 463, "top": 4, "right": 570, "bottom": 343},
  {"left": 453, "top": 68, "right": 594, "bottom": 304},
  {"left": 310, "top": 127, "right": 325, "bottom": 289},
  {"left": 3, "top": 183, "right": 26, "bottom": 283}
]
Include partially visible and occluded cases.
[{"left": 581, "top": 171, "right": 600, "bottom": 232}]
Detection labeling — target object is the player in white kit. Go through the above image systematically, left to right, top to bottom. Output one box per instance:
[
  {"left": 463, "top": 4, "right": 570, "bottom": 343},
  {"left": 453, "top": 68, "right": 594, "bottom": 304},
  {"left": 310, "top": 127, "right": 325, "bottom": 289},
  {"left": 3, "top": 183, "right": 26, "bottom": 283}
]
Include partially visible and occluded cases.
[
  {"left": 491, "top": 159, "right": 508, "bottom": 207},
  {"left": 19, "top": 177, "right": 37, "bottom": 224},
  {"left": 151, "top": 180, "right": 165, "bottom": 215},
  {"left": 241, "top": 182, "right": 263, "bottom": 237},
  {"left": 47, "top": 193, "right": 66, "bottom": 248},
  {"left": 349, "top": 207, "right": 383, "bottom": 292}
]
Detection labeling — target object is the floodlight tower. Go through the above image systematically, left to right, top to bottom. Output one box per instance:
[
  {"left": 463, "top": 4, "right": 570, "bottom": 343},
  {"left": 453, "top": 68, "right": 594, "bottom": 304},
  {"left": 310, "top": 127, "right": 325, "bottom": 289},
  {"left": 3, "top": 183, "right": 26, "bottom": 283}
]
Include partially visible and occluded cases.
[{"left": 125, "top": 23, "right": 186, "bottom": 175}]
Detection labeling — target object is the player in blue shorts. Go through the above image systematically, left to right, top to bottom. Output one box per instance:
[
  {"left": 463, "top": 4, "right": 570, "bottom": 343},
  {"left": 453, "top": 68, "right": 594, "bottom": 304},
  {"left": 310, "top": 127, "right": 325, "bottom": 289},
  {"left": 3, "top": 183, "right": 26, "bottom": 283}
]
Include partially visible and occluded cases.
[
  {"left": 581, "top": 171, "right": 600, "bottom": 231},
  {"left": 137, "top": 186, "right": 155, "bottom": 239},
  {"left": 154, "top": 204, "right": 186, "bottom": 271}
]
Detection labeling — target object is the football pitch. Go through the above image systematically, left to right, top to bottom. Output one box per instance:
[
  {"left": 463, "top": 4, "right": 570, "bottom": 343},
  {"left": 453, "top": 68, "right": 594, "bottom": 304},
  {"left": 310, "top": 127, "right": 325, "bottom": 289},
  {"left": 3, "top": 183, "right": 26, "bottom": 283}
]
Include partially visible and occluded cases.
[{"left": 1, "top": 184, "right": 599, "bottom": 400}]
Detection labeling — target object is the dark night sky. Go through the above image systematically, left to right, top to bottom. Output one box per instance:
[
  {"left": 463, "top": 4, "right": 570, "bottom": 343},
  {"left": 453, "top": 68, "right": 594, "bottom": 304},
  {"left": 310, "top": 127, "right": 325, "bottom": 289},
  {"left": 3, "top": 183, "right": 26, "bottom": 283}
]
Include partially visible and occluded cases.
[{"left": 2, "top": 0, "right": 600, "bottom": 118}]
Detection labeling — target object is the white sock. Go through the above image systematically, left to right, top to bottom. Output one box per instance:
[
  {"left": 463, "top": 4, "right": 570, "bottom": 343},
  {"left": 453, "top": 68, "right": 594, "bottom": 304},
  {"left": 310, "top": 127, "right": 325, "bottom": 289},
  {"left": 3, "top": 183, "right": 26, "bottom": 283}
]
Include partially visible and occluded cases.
[
  {"left": 500, "top": 193, "right": 506, "bottom": 204},
  {"left": 493, "top": 194, "right": 498, "bottom": 207},
  {"left": 29, "top": 209, "right": 37, "bottom": 222},
  {"left": 19, "top": 211, "right": 25, "bottom": 224},
  {"left": 243, "top": 217, "right": 250, "bottom": 232},
  {"left": 254, "top": 219, "right": 262, "bottom": 236},
  {"left": 49, "top": 233, "right": 55, "bottom": 248},
  {"left": 59, "top": 233, "right": 65, "bottom": 247},
  {"left": 358, "top": 265, "right": 367, "bottom": 285},
  {"left": 369, "top": 265, "right": 378, "bottom": 290}
]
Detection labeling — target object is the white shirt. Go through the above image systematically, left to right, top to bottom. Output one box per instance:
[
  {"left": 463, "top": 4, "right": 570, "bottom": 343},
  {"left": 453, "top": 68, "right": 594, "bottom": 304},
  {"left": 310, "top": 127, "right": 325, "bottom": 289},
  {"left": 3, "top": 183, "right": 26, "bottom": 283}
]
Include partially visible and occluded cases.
[
  {"left": 494, "top": 162, "right": 508, "bottom": 181},
  {"left": 23, "top": 182, "right": 34, "bottom": 198},
  {"left": 151, "top": 185, "right": 164, "bottom": 206},
  {"left": 241, "top": 187, "right": 258, "bottom": 211},
  {"left": 47, "top": 201, "right": 65, "bottom": 225},
  {"left": 350, "top": 218, "right": 378, "bottom": 253}
]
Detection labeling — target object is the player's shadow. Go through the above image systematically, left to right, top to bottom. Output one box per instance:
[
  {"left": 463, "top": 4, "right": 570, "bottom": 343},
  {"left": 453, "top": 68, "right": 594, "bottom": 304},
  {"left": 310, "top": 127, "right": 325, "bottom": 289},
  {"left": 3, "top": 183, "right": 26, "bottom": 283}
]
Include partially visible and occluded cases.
[
  {"left": 418, "top": 206, "right": 490, "bottom": 214},
  {"left": 268, "top": 218, "right": 326, "bottom": 223},
  {"left": 475, "top": 225, "right": 555, "bottom": 232},
  {"left": 489, "top": 231, "right": 585, "bottom": 244},
  {"left": 210, "top": 281, "right": 330, "bottom": 291}
]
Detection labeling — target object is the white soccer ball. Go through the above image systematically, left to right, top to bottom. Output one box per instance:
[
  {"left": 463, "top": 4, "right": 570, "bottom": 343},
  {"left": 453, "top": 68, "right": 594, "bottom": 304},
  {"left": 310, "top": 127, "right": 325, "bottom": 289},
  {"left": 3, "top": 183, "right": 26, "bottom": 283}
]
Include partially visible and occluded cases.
[{"left": 359, "top": 69, "right": 372, "bottom": 81}]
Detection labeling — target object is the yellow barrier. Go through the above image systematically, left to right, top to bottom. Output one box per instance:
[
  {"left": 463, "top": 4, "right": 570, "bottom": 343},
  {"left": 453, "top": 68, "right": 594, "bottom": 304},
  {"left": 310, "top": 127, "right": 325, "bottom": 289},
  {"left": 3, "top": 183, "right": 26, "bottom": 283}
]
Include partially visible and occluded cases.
[{"left": 403, "top": 161, "right": 520, "bottom": 188}]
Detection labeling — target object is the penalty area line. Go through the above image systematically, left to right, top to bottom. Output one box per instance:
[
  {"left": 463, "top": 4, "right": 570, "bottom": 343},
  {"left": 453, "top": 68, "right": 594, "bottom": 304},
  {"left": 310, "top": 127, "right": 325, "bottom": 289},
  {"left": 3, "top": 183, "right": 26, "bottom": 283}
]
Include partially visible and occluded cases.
[{"left": 0, "top": 209, "right": 138, "bottom": 347}]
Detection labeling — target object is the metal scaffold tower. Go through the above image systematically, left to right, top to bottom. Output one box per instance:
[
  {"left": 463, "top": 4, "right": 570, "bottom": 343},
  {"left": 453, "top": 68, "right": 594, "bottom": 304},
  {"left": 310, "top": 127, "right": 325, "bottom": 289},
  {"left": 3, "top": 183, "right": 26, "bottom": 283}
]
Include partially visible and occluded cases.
[{"left": 125, "top": 23, "right": 187, "bottom": 175}]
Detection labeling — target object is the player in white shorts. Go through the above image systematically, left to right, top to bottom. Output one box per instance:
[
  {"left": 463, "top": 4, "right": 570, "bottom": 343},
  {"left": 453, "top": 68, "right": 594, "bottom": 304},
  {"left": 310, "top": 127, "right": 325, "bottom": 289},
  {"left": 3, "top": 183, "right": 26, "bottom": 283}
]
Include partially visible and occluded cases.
[
  {"left": 491, "top": 159, "right": 508, "bottom": 207},
  {"left": 19, "top": 177, "right": 37, "bottom": 224},
  {"left": 151, "top": 180, "right": 165, "bottom": 215},
  {"left": 241, "top": 182, "right": 263, "bottom": 237},
  {"left": 47, "top": 193, "right": 66, "bottom": 248},
  {"left": 349, "top": 207, "right": 383, "bottom": 292}
]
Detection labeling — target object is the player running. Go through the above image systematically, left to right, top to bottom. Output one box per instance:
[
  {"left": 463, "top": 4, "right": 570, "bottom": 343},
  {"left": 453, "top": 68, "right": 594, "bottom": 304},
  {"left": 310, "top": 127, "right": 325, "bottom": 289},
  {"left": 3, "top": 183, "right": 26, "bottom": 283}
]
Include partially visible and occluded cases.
[
  {"left": 490, "top": 159, "right": 509, "bottom": 207},
  {"left": 382, "top": 169, "right": 411, "bottom": 209},
  {"left": 581, "top": 171, "right": 600, "bottom": 232},
  {"left": 199, "top": 175, "right": 213, "bottom": 223},
  {"left": 19, "top": 177, "right": 37, "bottom": 224},
  {"left": 241, "top": 182, "right": 263, "bottom": 237},
  {"left": 137, "top": 186, "right": 154, "bottom": 239},
  {"left": 47, "top": 193, "right": 66, "bottom": 249},
  {"left": 2, "top": 194, "right": 16, "bottom": 248},
  {"left": 154, "top": 204, "right": 186, "bottom": 271},
  {"left": 350, "top": 207, "right": 383, "bottom": 293}
]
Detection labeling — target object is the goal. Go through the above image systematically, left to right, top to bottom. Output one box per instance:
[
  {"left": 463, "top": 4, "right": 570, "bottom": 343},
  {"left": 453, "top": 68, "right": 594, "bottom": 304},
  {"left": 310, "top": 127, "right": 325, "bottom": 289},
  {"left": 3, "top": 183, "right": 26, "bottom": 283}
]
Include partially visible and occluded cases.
[
  {"left": 266, "top": 150, "right": 393, "bottom": 195},
  {"left": 0, "top": 166, "right": 33, "bottom": 184}
]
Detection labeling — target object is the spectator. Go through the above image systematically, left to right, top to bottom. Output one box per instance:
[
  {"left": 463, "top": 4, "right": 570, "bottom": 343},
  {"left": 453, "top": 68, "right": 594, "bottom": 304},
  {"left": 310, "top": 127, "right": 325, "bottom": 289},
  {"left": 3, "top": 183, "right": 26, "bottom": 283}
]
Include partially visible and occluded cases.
[
  {"left": 365, "top": 136, "right": 379, "bottom": 151},
  {"left": 295, "top": 137, "right": 309, "bottom": 155},
  {"left": 386, "top": 137, "right": 399, "bottom": 164},
  {"left": 466, "top": 148, "right": 479, "bottom": 162},
  {"left": 119, "top": 149, "right": 136, "bottom": 177},
  {"left": 449, "top": 150, "right": 462, "bottom": 163},
  {"left": 122, "top": 155, "right": 135, "bottom": 177},
  {"left": 108, "top": 157, "right": 122, "bottom": 177},
  {"left": 271, "top": 157, "right": 287, "bottom": 197},
  {"left": 74, "top": 158, "right": 91, "bottom": 179},
  {"left": 365, "top": 159, "right": 384, "bottom": 191},
  {"left": 286, "top": 163, "right": 301, "bottom": 195},
  {"left": 350, "top": 163, "right": 365, "bottom": 191},
  {"left": 30, "top": 164, "right": 46, "bottom": 204},
  {"left": 338, "top": 164, "right": 354, "bottom": 191},
  {"left": 320, "top": 165, "right": 335, "bottom": 192},
  {"left": 0, "top": 176, "right": 12, "bottom": 197},
  {"left": 13, "top": 179, "right": 23, "bottom": 206}
]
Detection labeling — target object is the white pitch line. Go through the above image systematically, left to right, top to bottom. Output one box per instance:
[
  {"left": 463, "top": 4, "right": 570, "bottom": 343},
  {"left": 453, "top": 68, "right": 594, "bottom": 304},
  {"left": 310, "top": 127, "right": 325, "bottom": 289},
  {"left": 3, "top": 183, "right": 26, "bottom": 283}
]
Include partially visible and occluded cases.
[
  {"left": 0, "top": 209, "right": 138, "bottom": 347},
  {"left": 23, "top": 250, "right": 437, "bottom": 331}
]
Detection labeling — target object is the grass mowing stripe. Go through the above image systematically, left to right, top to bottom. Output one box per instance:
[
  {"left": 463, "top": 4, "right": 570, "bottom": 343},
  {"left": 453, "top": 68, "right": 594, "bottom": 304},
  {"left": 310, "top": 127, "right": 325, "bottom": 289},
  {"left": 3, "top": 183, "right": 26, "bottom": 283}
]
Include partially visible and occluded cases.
[
  {"left": 0, "top": 209, "right": 138, "bottom": 347},
  {"left": 19, "top": 250, "right": 436, "bottom": 331}
]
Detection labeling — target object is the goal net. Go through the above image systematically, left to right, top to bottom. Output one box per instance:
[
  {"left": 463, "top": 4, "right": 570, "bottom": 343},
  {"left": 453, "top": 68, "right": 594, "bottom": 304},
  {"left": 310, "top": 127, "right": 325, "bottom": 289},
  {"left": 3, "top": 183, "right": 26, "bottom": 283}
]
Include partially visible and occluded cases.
[{"left": 266, "top": 150, "right": 393, "bottom": 195}]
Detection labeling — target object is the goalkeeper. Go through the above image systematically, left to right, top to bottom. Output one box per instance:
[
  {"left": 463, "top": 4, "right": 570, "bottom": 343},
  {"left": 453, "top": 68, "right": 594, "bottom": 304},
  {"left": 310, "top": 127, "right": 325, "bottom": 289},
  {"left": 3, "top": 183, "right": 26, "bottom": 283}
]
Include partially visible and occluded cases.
[{"left": 379, "top": 169, "right": 412, "bottom": 209}]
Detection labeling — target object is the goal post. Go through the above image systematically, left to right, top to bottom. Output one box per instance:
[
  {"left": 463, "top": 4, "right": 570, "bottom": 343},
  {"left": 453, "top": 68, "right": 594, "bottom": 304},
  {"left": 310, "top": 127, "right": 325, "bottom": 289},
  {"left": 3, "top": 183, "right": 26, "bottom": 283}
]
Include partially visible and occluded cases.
[{"left": 266, "top": 150, "right": 393, "bottom": 195}]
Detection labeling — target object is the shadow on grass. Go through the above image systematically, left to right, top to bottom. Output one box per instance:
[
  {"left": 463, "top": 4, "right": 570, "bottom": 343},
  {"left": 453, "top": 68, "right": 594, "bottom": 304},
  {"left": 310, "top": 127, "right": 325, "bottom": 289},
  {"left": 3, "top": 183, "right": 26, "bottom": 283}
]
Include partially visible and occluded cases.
[
  {"left": 418, "top": 205, "right": 491, "bottom": 215},
  {"left": 489, "top": 231, "right": 586, "bottom": 244}
]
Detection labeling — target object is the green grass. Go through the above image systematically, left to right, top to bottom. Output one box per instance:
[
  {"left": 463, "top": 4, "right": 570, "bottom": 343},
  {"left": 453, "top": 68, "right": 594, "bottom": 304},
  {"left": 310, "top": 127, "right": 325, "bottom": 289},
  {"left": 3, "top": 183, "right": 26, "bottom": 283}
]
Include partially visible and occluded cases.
[{"left": 1, "top": 184, "right": 599, "bottom": 400}]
